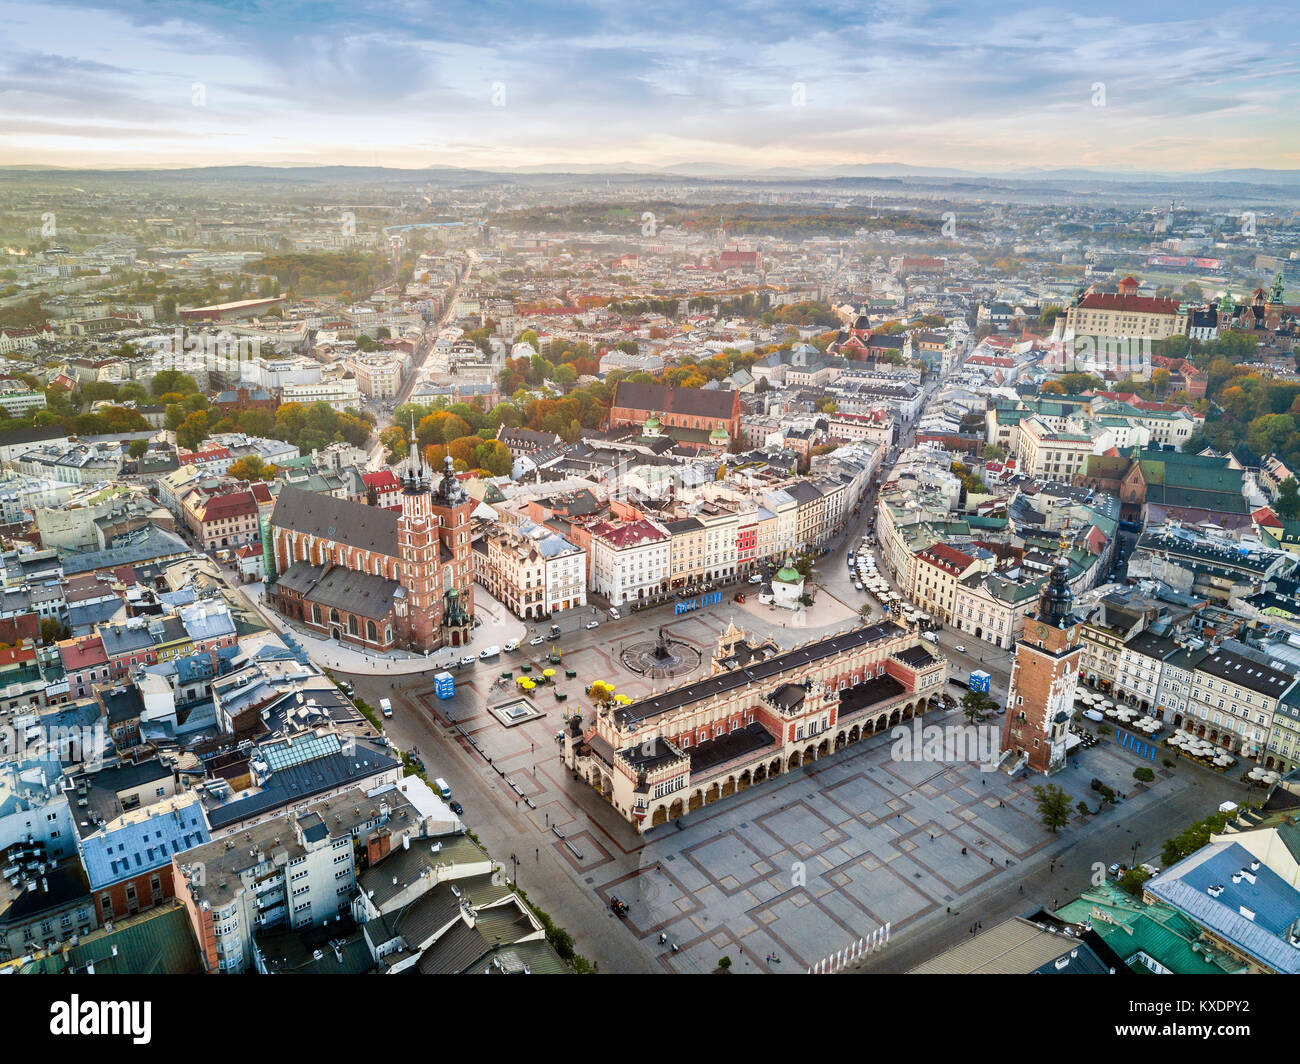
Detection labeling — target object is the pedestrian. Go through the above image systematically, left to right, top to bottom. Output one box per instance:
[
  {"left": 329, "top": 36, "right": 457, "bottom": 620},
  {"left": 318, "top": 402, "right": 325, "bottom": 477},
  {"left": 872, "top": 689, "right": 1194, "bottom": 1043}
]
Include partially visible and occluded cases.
[{"left": 1018, "top": 885, "right": 1023, "bottom": 894}]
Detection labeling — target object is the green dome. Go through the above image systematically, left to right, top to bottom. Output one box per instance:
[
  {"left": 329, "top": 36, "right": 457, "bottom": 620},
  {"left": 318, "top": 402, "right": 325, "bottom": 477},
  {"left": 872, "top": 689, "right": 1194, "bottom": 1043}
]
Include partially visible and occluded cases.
[
  {"left": 709, "top": 425, "right": 730, "bottom": 443},
  {"left": 774, "top": 555, "right": 802, "bottom": 583}
]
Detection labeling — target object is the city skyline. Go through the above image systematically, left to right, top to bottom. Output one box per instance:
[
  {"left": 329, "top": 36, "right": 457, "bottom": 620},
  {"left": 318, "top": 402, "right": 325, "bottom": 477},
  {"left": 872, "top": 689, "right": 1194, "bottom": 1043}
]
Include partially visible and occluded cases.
[{"left": 1, "top": 0, "right": 1299, "bottom": 172}]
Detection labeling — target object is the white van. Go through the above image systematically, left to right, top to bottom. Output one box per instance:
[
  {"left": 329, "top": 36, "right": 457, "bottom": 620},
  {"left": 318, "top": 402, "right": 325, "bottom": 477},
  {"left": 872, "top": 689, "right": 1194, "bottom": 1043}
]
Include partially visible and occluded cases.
[
  {"left": 608, "top": 607, "right": 621, "bottom": 620},
  {"left": 922, "top": 631, "right": 939, "bottom": 644},
  {"left": 479, "top": 645, "right": 500, "bottom": 660},
  {"left": 379, "top": 698, "right": 393, "bottom": 718},
  {"left": 434, "top": 778, "right": 451, "bottom": 799}
]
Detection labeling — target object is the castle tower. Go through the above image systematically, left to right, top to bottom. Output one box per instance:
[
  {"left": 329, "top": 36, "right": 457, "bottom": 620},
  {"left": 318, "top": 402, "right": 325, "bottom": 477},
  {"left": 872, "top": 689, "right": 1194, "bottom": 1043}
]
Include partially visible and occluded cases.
[
  {"left": 395, "top": 423, "right": 442, "bottom": 651},
  {"left": 1000, "top": 555, "right": 1084, "bottom": 775}
]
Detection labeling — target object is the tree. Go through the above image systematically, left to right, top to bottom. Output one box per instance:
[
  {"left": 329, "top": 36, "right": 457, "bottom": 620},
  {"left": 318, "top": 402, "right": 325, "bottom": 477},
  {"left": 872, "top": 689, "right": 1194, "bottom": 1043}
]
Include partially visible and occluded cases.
[
  {"left": 151, "top": 370, "right": 198, "bottom": 397},
  {"left": 176, "top": 410, "right": 209, "bottom": 451},
  {"left": 379, "top": 424, "right": 408, "bottom": 464},
  {"left": 128, "top": 439, "right": 149, "bottom": 459},
  {"left": 982, "top": 444, "right": 1006, "bottom": 461},
  {"left": 228, "top": 455, "right": 278, "bottom": 482},
  {"left": 1276, "top": 477, "right": 1300, "bottom": 520},
  {"left": 40, "top": 618, "right": 68, "bottom": 645},
  {"left": 961, "top": 690, "right": 995, "bottom": 724},
  {"left": 1132, "top": 766, "right": 1155, "bottom": 784},
  {"left": 1031, "top": 783, "right": 1073, "bottom": 833},
  {"left": 1161, "top": 809, "right": 1235, "bottom": 867},
  {"left": 1119, "top": 867, "right": 1152, "bottom": 898},
  {"left": 717, "top": 956, "right": 732, "bottom": 971}
]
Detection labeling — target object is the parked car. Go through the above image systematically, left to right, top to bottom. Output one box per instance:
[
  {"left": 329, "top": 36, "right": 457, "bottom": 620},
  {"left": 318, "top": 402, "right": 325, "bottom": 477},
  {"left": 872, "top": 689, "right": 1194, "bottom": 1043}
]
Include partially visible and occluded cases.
[
  {"left": 748, "top": 573, "right": 762, "bottom": 584},
  {"left": 855, "top": 582, "right": 864, "bottom": 591},
  {"left": 608, "top": 607, "right": 620, "bottom": 620},
  {"left": 586, "top": 619, "right": 600, "bottom": 630},
  {"left": 529, "top": 635, "right": 545, "bottom": 646},
  {"left": 504, "top": 638, "right": 521, "bottom": 652},
  {"left": 479, "top": 645, "right": 501, "bottom": 660},
  {"left": 954, "top": 645, "right": 966, "bottom": 653},
  {"left": 458, "top": 655, "right": 475, "bottom": 667},
  {"left": 449, "top": 800, "right": 464, "bottom": 815}
]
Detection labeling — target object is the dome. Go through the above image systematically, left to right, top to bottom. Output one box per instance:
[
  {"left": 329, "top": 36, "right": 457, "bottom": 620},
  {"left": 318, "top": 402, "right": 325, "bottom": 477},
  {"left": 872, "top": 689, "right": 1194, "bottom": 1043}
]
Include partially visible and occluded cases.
[
  {"left": 709, "top": 425, "right": 730, "bottom": 443},
  {"left": 774, "top": 555, "right": 802, "bottom": 584},
  {"left": 1037, "top": 556, "right": 1074, "bottom": 627}
]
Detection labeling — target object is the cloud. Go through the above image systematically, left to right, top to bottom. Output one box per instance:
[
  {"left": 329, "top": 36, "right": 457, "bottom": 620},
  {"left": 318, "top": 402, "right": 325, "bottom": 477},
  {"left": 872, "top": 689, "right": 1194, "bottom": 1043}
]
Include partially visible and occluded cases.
[{"left": 0, "top": 0, "right": 1296, "bottom": 170}]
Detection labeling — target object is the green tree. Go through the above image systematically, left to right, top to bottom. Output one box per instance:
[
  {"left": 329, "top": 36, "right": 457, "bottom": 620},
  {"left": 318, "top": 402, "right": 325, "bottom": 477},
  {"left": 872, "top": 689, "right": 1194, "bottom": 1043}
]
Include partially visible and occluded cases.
[
  {"left": 151, "top": 370, "right": 198, "bottom": 397},
  {"left": 176, "top": 410, "right": 209, "bottom": 451},
  {"left": 128, "top": 439, "right": 149, "bottom": 459},
  {"left": 982, "top": 444, "right": 1006, "bottom": 461},
  {"left": 228, "top": 455, "right": 278, "bottom": 482},
  {"left": 1275, "top": 477, "right": 1300, "bottom": 520},
  {"left": 39, "top": 618, "right": 68, "bottom": 645},
  {"left": 961, "top": 689, "right": 995, "bottom": 725},
  {"left": 1132, "top": 766, "right": 1155, "bottom": 784},
  {"left": 1031, "top": 783, "right": 1073, "bottom": 834},
  {"left": 1119, "top": 867, "right": 1152, "bottom": 898}
]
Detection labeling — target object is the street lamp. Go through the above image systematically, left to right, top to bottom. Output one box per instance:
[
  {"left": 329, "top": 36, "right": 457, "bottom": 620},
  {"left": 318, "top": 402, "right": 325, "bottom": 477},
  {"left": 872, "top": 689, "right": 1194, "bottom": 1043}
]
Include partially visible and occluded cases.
[{"left": 510, "top": 852, "right": 518, "bottom": 886}]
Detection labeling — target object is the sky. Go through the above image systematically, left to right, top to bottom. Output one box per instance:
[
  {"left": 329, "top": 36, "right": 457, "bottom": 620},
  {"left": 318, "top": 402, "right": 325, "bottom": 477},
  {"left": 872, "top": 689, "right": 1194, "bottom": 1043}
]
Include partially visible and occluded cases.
[{"left": 1, "top": 0, "right": 1298, "bottom": 173}]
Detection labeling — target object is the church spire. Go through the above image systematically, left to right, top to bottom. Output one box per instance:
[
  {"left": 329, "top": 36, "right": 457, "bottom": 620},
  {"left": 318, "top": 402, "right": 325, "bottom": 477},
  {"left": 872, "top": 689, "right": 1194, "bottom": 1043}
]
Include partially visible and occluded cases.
[{"left": 404, "top": 412, "right": 427, "bottom": 494}]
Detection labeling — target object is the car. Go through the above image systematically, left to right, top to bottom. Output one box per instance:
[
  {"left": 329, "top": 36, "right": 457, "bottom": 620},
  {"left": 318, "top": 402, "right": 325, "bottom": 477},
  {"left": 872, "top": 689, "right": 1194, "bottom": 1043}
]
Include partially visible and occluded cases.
[
  {"left": 748, "top": 573, "right": 762, "bottom": 584},
  {"left": 855, "top": 582, "right": 864, "bottom": 591},
  {"left": 608, "top": 607, "right": 620, "bottom": 620},
  {"left": 586, "top": 620, "right": 600, "bottom": 630},
  {"left": 529, "top": 635, "right": 545, "bottom": 646},
  {"left": 504, "top": 638, "right": 521, "bottom": 652},
  {"left": 479, "top": 645, "right": 501, "bottom": 660},
  {"left": 954, "top": 645, "right": 966, "bottom": 653},
  {"left": 458, "top": 655, "right": 475, "bottom": 667},
  {"left": 449, "top": 800, "right": 464, "bottom": 815},
  {"left": 1108, "top": 862, "right": 1127, "bottom": 878}
]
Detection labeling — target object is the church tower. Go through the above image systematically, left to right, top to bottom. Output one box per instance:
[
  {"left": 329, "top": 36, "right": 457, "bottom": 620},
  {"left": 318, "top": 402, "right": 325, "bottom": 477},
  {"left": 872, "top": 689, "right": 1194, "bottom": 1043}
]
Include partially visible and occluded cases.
[
  {"left": 395, "top": 423, "right": 442, "bottom": 650},
  {"left": 429, "top": 453, "right": 476, "bottom": 648},
  {"left": 1000, "top": 554, "right": 1084, "bottom": 775}
]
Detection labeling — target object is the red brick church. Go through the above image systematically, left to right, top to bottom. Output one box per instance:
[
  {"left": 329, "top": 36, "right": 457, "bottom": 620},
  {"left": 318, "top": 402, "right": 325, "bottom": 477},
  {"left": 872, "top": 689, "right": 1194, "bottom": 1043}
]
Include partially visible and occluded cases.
[{"left": 265, "top": 441, "right": 476, "bottom": 653}]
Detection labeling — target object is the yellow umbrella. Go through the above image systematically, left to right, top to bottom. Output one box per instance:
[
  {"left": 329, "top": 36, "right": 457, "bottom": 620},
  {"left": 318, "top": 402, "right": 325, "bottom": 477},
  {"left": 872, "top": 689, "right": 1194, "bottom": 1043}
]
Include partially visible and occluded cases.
[{"left": 543, "top": 669, "right": 556, "bottom": 679}]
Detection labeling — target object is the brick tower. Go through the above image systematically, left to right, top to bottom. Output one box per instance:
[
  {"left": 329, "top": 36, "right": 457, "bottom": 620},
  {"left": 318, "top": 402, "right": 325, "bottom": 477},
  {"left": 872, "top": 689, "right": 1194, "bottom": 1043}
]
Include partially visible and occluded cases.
[
  {"left": 395, "top": 430, "right": 442, "bottom": 651},
  {"left": 429, "top": 453, "right": 476, "bottom": 648},
  {"left": 1001, "top": 556, "right": 1083, "bottom": 775}
]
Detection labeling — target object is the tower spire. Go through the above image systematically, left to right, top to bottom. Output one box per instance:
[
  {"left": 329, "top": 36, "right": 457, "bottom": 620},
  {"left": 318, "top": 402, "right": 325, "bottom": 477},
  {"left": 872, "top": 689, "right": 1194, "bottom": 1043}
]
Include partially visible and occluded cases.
[{"left": 408, "top": 412, "right": 422, "bottom": 486}]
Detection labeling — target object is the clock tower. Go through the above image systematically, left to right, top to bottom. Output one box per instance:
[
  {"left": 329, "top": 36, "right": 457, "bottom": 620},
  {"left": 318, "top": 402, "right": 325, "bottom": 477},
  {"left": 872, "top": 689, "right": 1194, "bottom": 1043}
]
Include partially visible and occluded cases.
[{"left": 1001, "top": 556, "right": 1083, "bottom": 775}]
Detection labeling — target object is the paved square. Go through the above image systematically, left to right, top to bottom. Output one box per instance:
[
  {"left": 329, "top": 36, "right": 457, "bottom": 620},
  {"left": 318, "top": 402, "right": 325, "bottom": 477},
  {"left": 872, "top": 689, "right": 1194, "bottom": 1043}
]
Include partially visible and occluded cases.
[{"left": 596, "top": 707, "right": 1207, "bottom": 973}]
